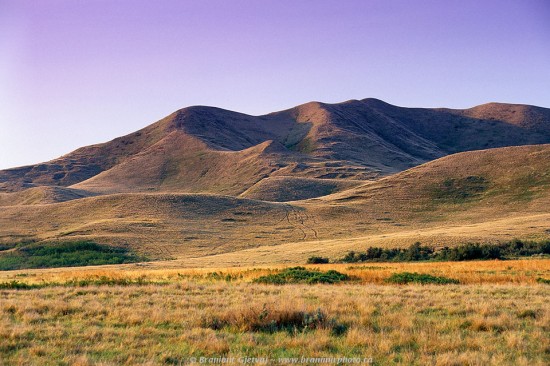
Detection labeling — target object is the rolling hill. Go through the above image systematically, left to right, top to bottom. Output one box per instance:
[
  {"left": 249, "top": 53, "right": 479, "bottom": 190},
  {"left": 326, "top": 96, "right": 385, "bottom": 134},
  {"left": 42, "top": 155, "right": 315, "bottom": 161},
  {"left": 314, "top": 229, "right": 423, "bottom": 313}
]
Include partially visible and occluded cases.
[{"left": 0, "top": 99, "right": 549, "bottom": 266}]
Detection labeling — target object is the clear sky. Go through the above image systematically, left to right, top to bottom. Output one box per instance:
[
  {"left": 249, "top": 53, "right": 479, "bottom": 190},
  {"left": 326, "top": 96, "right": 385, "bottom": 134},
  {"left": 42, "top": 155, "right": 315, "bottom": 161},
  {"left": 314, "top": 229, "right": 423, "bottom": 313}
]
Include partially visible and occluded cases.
[{"left": 1, "top": 0, "right": 549, "bottom": 169}]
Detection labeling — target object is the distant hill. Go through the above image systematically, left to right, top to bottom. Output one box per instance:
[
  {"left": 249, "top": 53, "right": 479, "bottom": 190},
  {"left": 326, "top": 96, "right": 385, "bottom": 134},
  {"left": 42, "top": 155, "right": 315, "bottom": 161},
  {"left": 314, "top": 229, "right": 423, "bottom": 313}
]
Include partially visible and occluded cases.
[
  {"left": 1, "top": 98, "right": 550, "bottom": 266},
  {"left": 1, "top": 99, "right": 549, "bottom": 201}
]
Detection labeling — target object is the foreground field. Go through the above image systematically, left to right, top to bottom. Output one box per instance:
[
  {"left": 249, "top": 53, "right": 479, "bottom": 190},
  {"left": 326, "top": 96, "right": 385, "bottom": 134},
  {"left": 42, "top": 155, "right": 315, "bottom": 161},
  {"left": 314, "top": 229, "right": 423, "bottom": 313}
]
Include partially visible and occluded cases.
[{"left": 1, "top": 260, "right": 549, "bottom": 365}]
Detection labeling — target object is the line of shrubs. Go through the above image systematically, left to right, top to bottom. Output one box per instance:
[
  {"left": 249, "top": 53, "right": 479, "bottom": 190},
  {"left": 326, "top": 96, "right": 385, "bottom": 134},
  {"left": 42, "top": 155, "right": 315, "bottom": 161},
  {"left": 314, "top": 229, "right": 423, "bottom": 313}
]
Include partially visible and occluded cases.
[{"left": 308, "top": 239, "right": 550, "bottom": 264}]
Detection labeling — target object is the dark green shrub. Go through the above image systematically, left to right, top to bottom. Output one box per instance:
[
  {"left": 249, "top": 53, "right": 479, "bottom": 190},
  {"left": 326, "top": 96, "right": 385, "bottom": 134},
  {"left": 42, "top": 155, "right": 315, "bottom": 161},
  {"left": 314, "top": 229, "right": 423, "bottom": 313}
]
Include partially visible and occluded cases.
[
  {"left": 338, "top": 239, "right": 549, "bottom": 264},
  {"left": 0, "top": 241, "right": 147, "bottom": 270},
  {"left": 403, "top": 242, "right": 433, "bottom": 261},
  {"left": 307, "top": 256, "right": 329, "bottom": 264},
  {"left": 386, "top": 272, "right": 459, "bottom": 285}
]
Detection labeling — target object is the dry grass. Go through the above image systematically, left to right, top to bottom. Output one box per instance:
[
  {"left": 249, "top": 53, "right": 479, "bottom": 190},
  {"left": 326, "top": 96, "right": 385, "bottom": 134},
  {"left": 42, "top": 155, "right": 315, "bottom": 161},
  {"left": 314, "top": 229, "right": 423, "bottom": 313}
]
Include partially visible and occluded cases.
[
  {"left": 0, "top": 259, "right": 548, "bottom": 286},
  {"left": 0, "top": 259, "right": 548, "bottom": 365},
  {"left": 0, "top": 276, "right": 548, "bottom": 365}
]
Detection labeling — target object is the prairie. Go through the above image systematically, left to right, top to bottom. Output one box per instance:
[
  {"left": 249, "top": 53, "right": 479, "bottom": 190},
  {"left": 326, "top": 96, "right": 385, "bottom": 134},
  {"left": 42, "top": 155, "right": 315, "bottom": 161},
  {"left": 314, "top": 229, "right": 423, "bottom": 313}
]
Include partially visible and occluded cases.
[{"left": 1, "top": 260, "right": 549, "bottom": 365}]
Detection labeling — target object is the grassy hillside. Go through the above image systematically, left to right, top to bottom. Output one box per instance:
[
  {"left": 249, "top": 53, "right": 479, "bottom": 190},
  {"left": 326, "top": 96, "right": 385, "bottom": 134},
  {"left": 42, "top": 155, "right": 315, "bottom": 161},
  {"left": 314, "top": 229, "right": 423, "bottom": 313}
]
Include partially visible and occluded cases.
[
  {"left": 0, "top": 145, "right": 549, "bottom": 265},
  {"left": 0, "top": 186, "right": 96, "bottom": 206}
]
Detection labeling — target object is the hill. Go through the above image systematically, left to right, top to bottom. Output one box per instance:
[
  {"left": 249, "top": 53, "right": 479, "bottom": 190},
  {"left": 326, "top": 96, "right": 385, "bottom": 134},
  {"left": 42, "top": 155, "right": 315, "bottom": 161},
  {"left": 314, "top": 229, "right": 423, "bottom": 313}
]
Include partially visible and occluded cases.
[
  {"left": 1, "top": 99, "right": 549, "bottom": 201},
  {"left": 1, "top": 144, "right": 549, "bottom": 265}
]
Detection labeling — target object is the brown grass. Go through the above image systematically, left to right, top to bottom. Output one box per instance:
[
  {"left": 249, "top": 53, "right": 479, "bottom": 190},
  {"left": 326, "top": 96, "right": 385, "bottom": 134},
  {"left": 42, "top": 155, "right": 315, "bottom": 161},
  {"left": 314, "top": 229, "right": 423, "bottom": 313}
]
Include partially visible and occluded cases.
[
  {"left": 0, "top": 258, "right": 548, "bottom": 287},
  {"left": 0, "top": 276, "right": 548, "bottom": 365}
]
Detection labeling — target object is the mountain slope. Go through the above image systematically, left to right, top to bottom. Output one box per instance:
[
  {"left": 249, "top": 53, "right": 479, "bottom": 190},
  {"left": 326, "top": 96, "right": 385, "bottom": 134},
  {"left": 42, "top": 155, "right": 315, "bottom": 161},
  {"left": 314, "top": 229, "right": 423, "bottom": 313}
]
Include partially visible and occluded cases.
[{"left": 1, "top": 99, "right": 549, "bottom": 199}]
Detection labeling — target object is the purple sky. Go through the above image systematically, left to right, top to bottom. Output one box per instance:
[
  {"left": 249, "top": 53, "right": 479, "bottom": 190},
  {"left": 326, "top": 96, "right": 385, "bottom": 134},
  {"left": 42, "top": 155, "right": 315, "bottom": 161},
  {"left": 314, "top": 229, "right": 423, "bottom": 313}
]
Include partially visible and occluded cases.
[{"left": 1, "top": 0, "right": 549, "bottom": 169}]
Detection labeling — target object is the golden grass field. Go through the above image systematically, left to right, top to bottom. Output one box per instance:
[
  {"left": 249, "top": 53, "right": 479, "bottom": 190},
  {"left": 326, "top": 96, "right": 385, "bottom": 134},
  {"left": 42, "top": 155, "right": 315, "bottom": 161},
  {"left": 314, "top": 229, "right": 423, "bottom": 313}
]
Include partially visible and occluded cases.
[{"left": 1, "top": 259, "right": 549, "bottom": 365}]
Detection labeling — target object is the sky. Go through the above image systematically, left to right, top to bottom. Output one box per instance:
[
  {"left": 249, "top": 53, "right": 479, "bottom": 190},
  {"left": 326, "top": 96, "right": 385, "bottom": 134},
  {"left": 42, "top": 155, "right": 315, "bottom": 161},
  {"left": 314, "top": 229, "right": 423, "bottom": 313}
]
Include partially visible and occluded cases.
[{"left": 1, "top": 0, "right": 549, "bottom": 169}]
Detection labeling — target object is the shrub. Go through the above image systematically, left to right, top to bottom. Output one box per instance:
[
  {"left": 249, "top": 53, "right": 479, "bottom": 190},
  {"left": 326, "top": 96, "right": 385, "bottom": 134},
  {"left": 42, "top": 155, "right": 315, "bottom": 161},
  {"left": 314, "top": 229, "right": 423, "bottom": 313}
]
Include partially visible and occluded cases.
[
  {"left": 0, "top": 241, "right": 147, "bottom": 270},
  {"left": 403, "top": 242, "right": 433, "bottom": 261},
  {"left": 341, "top": 243, "right": 434, "bottom": 263},
  {"left": 307, "top": 256, "right": 329, "bottom": 264},
  {"left": 253, "top": 267, "right": 350, "bottom": 285},
  {"left": 386, "top": 272, "right": 460, "bottom": 285}
]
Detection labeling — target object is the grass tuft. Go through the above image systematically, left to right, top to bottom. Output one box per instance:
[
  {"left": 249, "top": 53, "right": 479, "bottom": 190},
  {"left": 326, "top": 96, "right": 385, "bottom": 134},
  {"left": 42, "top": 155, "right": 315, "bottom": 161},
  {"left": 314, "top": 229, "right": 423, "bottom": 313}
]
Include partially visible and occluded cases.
[{"left": 202, "top": 304, "right": 345, "bottom": 334}]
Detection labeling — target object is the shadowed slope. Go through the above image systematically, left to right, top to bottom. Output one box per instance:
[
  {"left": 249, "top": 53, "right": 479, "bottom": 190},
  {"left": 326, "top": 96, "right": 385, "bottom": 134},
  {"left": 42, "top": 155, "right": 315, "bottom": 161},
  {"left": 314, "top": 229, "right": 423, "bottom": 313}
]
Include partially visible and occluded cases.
[
  {"left": 361, "top": 99, "right": 550, "bottom": 152},
  {"left": 240, "top": 176, "right": 362, "bottom": 202}
]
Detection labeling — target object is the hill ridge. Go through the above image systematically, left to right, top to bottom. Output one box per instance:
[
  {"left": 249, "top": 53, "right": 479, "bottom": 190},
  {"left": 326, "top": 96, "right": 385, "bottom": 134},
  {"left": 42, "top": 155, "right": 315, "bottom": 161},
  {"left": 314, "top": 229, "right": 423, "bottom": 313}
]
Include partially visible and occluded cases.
[{"left": 1, "top": 99, "right": 549, "bottom": 199}]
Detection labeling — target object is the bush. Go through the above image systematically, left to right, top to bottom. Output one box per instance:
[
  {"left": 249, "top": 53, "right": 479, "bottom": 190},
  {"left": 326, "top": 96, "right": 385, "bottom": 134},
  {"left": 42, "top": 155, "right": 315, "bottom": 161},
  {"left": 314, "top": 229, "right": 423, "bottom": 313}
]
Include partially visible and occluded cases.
[
  {"left": 338, "top": 239, "right": 550, "bottom": 263},
  {"left": 0, "top": 241, "right": 147, "bottom": 270},
  {"left": 341, "top": 243, "right": 434, "bottom": 263},
  {"left": 307, "top": 256, "right": 329, "bottom": 264},
  {"left": 254, "top": 267, "right": 350, "bottom": 285},
  {"left": 386, "top": 272, "right": 460, "bottom": 285}
]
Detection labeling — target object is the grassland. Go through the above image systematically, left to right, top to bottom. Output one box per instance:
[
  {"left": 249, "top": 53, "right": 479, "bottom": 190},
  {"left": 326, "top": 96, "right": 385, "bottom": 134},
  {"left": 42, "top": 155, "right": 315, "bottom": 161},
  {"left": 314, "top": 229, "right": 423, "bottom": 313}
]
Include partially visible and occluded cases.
[{"left": 0, "top": 259, "right": 548, "bottom": 365}]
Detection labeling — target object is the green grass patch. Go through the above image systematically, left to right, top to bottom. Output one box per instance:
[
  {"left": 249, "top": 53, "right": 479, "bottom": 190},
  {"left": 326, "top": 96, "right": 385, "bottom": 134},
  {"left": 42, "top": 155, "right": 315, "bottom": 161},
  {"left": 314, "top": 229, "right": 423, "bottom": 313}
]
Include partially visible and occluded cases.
[
  {"left": 432, "top": 175, "right": 489, "bottom": 203},
  {"left": 0, "top": 241, "right": 147, "bottom": 270},
  {"left": 253, "top": 267, "right": 350, "bottom": 285},
  {"left": 386, "top": 272, "right": 460, "bottom": 285},
  {"left": 0, "top": 276, "right": 168, "bottom": 290},
  {"left": 0, "top": 280, "right": 45, "bottom": 290}
]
